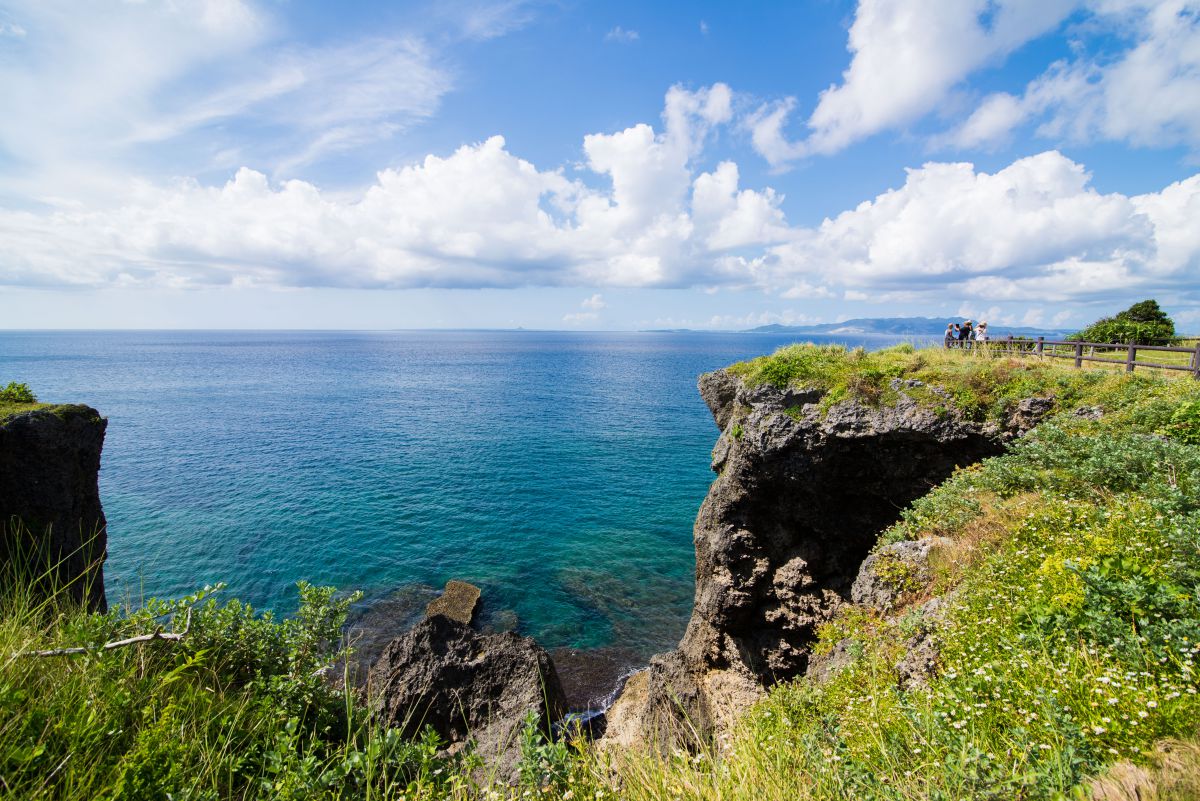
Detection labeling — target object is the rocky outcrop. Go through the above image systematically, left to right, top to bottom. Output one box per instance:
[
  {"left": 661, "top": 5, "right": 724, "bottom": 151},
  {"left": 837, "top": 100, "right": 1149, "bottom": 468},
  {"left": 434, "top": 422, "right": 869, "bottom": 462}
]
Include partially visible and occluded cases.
[
  {"left": 604, "top": 371, "right": 1032, "bottom": 748},
  {"left": 0, "top": 406, "right": 107, "bottom": 611},
  {"left": 851, "top": 536, "right": 950, "bottom": 612},
  {"left": 894, "top": 595, "right": 949, "bottom": 691},
  {"left": 368, "top": 615, "right": 567, "bottom": 779}
]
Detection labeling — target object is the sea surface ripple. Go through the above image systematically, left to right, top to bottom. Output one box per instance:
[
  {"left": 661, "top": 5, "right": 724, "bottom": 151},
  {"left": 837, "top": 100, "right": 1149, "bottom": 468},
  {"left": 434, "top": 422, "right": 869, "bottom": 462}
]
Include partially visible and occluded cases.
[{"left": 0, "top": 330, "right": 911, "bottom": 657}]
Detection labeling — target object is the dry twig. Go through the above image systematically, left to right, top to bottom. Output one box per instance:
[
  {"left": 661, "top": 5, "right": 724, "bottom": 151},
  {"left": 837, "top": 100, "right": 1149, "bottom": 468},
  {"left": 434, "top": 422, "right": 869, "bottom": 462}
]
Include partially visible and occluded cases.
[{"left": 20, "top": 607, "right": 193, "bottom": 658}]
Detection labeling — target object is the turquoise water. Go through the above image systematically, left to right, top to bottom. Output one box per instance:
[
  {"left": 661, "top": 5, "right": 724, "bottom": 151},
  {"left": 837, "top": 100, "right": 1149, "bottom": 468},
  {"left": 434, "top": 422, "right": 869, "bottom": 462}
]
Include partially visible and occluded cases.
[{"left": 0, "top": 331, "right": 911, "bottom": 656}]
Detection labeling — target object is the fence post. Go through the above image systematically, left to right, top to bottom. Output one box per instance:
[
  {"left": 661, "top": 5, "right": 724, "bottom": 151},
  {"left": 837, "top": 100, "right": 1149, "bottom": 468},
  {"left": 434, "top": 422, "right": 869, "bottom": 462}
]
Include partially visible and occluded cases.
[
  {"left": 1005, "top": 334, "right": 1012, "bottom": 354},
  {"left": 1036, "top": 336, "right": 1044, "bottom": 357},
  {"left": 1125, "top": 340, "right": 1136, "bottom": 373},
  {"left": 1074, "top": 342, "right": 1083, "bottom": 368},
  {"left": 1193, "top": 342, "right": 1200, "bottom": 380}
]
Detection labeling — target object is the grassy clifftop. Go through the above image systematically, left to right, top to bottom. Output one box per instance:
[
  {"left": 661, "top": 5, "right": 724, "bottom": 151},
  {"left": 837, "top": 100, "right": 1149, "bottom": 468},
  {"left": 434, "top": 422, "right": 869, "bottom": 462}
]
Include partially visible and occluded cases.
[
  {"left": 727, "top": 341, "right": 1200, "bottom": 426},
  {"left": 3, "top": 346, "right": 1199, "bottom": 799},
  {"left": 684, "top": 346, "right": 1200, "bottom": 800},
  {"left": 0, "top": 400, "right": 49, "bottom": 421}
]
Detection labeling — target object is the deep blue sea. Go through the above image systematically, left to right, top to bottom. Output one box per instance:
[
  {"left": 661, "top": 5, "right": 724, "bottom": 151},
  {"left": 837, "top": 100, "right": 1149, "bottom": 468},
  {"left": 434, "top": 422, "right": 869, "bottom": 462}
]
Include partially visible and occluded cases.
[{"left": 0, "top": 331, "right": 914, "bottom": 658}]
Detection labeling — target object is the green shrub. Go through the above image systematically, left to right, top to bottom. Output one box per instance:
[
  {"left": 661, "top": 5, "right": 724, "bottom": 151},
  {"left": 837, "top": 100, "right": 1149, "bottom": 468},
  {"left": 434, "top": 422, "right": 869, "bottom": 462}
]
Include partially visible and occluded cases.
[
  {"left": 1073, "top": 299, "right": 1177, "bottom": 345},
  {"left": 0, "top": 381, "right": 36, "bottom": 403},
  {"left": 1160, "top": 400, "right": 1200, "bottom": 444},
  {"left": 518, "top": 711, "right": 575, "bottom": 791}
]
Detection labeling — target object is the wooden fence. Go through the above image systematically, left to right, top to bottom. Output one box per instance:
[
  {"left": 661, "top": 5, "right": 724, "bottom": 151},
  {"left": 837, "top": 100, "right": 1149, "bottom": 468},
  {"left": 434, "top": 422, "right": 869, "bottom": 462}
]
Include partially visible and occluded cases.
[{"left": 962, "top": 337, "right": 1200, "bottom": 379}]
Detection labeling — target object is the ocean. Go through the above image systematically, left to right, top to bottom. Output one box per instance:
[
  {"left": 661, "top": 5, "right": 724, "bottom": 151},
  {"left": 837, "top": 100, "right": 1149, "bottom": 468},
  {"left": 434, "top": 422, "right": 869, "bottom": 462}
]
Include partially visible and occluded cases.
[{"left": 0, "top": 330, "right": 914, "bottom": 660}]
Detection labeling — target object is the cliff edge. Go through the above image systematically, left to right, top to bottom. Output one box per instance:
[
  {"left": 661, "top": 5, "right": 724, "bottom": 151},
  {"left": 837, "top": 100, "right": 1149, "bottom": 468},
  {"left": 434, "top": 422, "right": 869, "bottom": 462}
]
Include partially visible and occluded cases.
[
  {"left": 603, "top": 356, "right": 1051, "bottom": 746},
  {"left": 0, "top": 405, "right": 108, "bottom": 611}
]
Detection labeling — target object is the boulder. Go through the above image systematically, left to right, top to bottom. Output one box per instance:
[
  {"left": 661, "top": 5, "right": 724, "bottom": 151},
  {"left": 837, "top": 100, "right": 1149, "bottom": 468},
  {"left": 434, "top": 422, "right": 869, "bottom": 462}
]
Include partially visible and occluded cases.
[
  {"left": 1008, "top": 395, "right": 1056, "bottom": 433},
  {"left": 851, "top": 537, "right": 950, "bottom": 612},
  {"left": 425, "top": 579, "right": 481, "bottom": 625},
  {"left": 894, "top": 596, "right": 949, "bottom": 691},
  {"left": 367, "top": 615, "right": 567, "bottom": 779},
  {"left": 805, "top": 638, "right": 860, "bottom": 685}
]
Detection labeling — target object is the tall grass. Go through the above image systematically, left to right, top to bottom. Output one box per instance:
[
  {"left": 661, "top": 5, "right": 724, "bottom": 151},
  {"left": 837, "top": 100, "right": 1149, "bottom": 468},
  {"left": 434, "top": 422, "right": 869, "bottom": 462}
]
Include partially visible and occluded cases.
[{"left": 0, "top": 578, "right": 490, "bottom": 800}]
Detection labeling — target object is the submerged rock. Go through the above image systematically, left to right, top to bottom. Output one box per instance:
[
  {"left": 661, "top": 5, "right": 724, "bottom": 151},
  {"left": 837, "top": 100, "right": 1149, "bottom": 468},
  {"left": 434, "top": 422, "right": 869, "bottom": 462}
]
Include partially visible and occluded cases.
[
  {"left": 425, "top": 579, "right": 481, "bottom": 625},
  {"left": 368, "top": 615, "right": 567, "bottom": 779},
  {"left": 550, "top": 645, "right": 642, "bottom": 714}
]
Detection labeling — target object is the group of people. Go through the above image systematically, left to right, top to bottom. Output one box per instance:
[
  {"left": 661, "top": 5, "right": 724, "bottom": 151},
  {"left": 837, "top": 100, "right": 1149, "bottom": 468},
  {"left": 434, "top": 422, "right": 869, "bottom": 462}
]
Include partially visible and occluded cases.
[{"left": 944, "top": 319, "right": 988, "bottom": 348}]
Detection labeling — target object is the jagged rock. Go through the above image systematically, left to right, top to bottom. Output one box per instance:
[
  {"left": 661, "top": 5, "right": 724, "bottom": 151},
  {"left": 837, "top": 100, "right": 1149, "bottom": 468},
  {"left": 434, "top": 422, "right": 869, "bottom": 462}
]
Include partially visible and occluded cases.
[
  {"left": 604, "top": 370, "right": 1015, "bottom": 748},
  {"left": 699, "top": 370, "right": 741, "bottom": 430},
  {"left": 1009, "top": 395, "right": 1056, "bottom": 433},
  {"left": 0, "top": 405, "right": 107, "bottom": 611},
  {"left": 1073, "top": 405, "right": 1104, "bottom": 420},
  {"left": 851, "top": 537, "right": 950, "bottom": 612},
  {"left": 425, "top": 579, "right": 481, "bottom": 625},
  {"left": 895, "top": 596, "right": 949, "bottom": 691},
  {"left": 368, "top": 615, "right": 566, "bottom": 779},
  {"left": 805, "top": 638, "right": 859, "bottom": 684},
  {"left": 601, "top": 651, "right": 762, "bottom": 750}
]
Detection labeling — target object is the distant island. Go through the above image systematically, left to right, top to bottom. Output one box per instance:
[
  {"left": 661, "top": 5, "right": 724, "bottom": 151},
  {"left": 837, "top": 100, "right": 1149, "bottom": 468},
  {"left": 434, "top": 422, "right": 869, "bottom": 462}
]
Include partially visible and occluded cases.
[
  {"left": 645, "top": 316, "right": 1070, "bottom": 337},
  {"left": 746, "top": 316, "right": 1069, "bottom": 336}
]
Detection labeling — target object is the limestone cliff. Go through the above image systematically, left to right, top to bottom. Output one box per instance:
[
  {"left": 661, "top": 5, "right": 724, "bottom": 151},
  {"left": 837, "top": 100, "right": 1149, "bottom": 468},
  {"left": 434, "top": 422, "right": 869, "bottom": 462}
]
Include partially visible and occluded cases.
[
  {"left": 603, "top": 370, "right": 1047, "bottom": 746},
  {"left": 0, "top": 405, "right": 108, "bottom": 611}
]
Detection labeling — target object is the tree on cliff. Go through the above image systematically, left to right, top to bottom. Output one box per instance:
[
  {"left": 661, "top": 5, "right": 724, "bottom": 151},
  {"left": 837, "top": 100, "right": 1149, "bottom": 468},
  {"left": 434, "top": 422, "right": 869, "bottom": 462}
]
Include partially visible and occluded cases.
[{"left": 1072, "top": 299, "right": 1176, "bottom": 345}]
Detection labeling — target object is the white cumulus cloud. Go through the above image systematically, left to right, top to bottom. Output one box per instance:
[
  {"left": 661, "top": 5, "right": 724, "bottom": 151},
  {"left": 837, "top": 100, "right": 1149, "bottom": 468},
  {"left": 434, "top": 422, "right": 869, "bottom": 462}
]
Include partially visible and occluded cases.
[
  {"left": 750, "top": 0, "right": 1078, "bottom": 165},
  {"left": 941, "top": 1, "right": 1200, "bottom": 152},
  {"left": 0, "top": 83, "right": 796, "bottom": 292},
  {"left": 759, "top": 151, "right": 1200, "bottom": 304}
]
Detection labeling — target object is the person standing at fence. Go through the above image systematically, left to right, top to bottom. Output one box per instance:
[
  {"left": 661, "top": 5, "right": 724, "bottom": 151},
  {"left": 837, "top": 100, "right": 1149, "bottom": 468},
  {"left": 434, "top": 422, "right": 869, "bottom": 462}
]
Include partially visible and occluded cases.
[
  {"left": 958, "top": 320, "right": 974, "bottom": 348},
  {"left": 944, "top": 323, "right": 956, "bottom": 348}
]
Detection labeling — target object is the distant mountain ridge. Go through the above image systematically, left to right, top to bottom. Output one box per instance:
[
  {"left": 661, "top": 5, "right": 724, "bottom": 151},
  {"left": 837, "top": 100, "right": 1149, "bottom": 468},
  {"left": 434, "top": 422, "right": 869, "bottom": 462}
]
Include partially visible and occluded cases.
[{"left": 746, "top": 316, "right": 1069, "bottom": 337}]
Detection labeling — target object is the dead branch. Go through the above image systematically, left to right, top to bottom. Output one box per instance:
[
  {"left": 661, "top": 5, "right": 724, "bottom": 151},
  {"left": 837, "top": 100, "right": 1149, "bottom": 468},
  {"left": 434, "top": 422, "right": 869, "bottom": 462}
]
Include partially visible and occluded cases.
[{"left": 20, "top": 607, "right": 192, "bottom": 658}]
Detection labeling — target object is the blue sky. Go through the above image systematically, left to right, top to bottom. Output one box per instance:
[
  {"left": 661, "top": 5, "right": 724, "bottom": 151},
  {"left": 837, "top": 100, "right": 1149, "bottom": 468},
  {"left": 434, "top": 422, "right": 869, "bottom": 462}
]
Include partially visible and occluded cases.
[{"left": 0, "top": 0, "right": 1198, "bottom": 331}]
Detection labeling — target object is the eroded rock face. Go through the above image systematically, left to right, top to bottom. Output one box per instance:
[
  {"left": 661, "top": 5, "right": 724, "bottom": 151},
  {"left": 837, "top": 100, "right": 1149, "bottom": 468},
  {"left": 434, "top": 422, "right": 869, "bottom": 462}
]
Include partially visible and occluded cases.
[
  {"left": 605, "top": 371, "right": 1020, "bottom": 747},
  {"left": 689, "top": 372, "right": 1004, "bottom": 684},
  {"left": 0, "top": 406, "right": 107, "bottom": 611},
  {"left": 367, "top": 615, "right": 567, "bottom": 779}
]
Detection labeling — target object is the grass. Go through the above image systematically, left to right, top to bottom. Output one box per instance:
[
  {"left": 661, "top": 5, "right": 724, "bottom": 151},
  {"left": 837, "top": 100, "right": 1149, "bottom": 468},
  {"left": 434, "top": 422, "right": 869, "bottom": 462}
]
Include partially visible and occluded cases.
[
  {"left": 725, "top": 341, "right": 1156, "bottom": 422},
  {"left": 3, "top": 346, "right": 1200, "bottom": 798},
  {"left": 0, "top": 400, "right": 49, "bottom": 421},
  {"left": 0, "top": 569, "right": 492, "bottom": 800}
]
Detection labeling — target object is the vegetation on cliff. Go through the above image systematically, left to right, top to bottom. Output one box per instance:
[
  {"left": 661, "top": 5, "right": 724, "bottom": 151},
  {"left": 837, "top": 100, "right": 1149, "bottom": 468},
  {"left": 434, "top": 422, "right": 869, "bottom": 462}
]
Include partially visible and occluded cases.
[
  {"left": 4, "top": 348, "right": 1200, "bottom": 799},
  {"left": 596, "top": 348, "right": 1200, "bottom": 801},
  {"left": 0, "top": 382, "right": 47, "bottom": 420},
  {"left": 0, "top": 577, "right": 503, "bottom": 800}
]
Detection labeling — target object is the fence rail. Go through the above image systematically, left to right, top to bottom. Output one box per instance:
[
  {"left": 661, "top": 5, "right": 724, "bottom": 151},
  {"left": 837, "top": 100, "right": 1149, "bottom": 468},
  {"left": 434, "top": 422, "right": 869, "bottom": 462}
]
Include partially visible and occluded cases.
[{"left": 966, "top": 337, "right": 1200, "bottom": 379}]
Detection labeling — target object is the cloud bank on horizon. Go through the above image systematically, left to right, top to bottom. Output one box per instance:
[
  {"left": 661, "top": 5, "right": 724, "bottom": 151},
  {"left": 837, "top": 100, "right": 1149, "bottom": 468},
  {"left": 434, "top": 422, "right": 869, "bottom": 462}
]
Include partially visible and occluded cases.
[{"left": 1, "top": 0, "right": 1198, "bottom": 328}]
